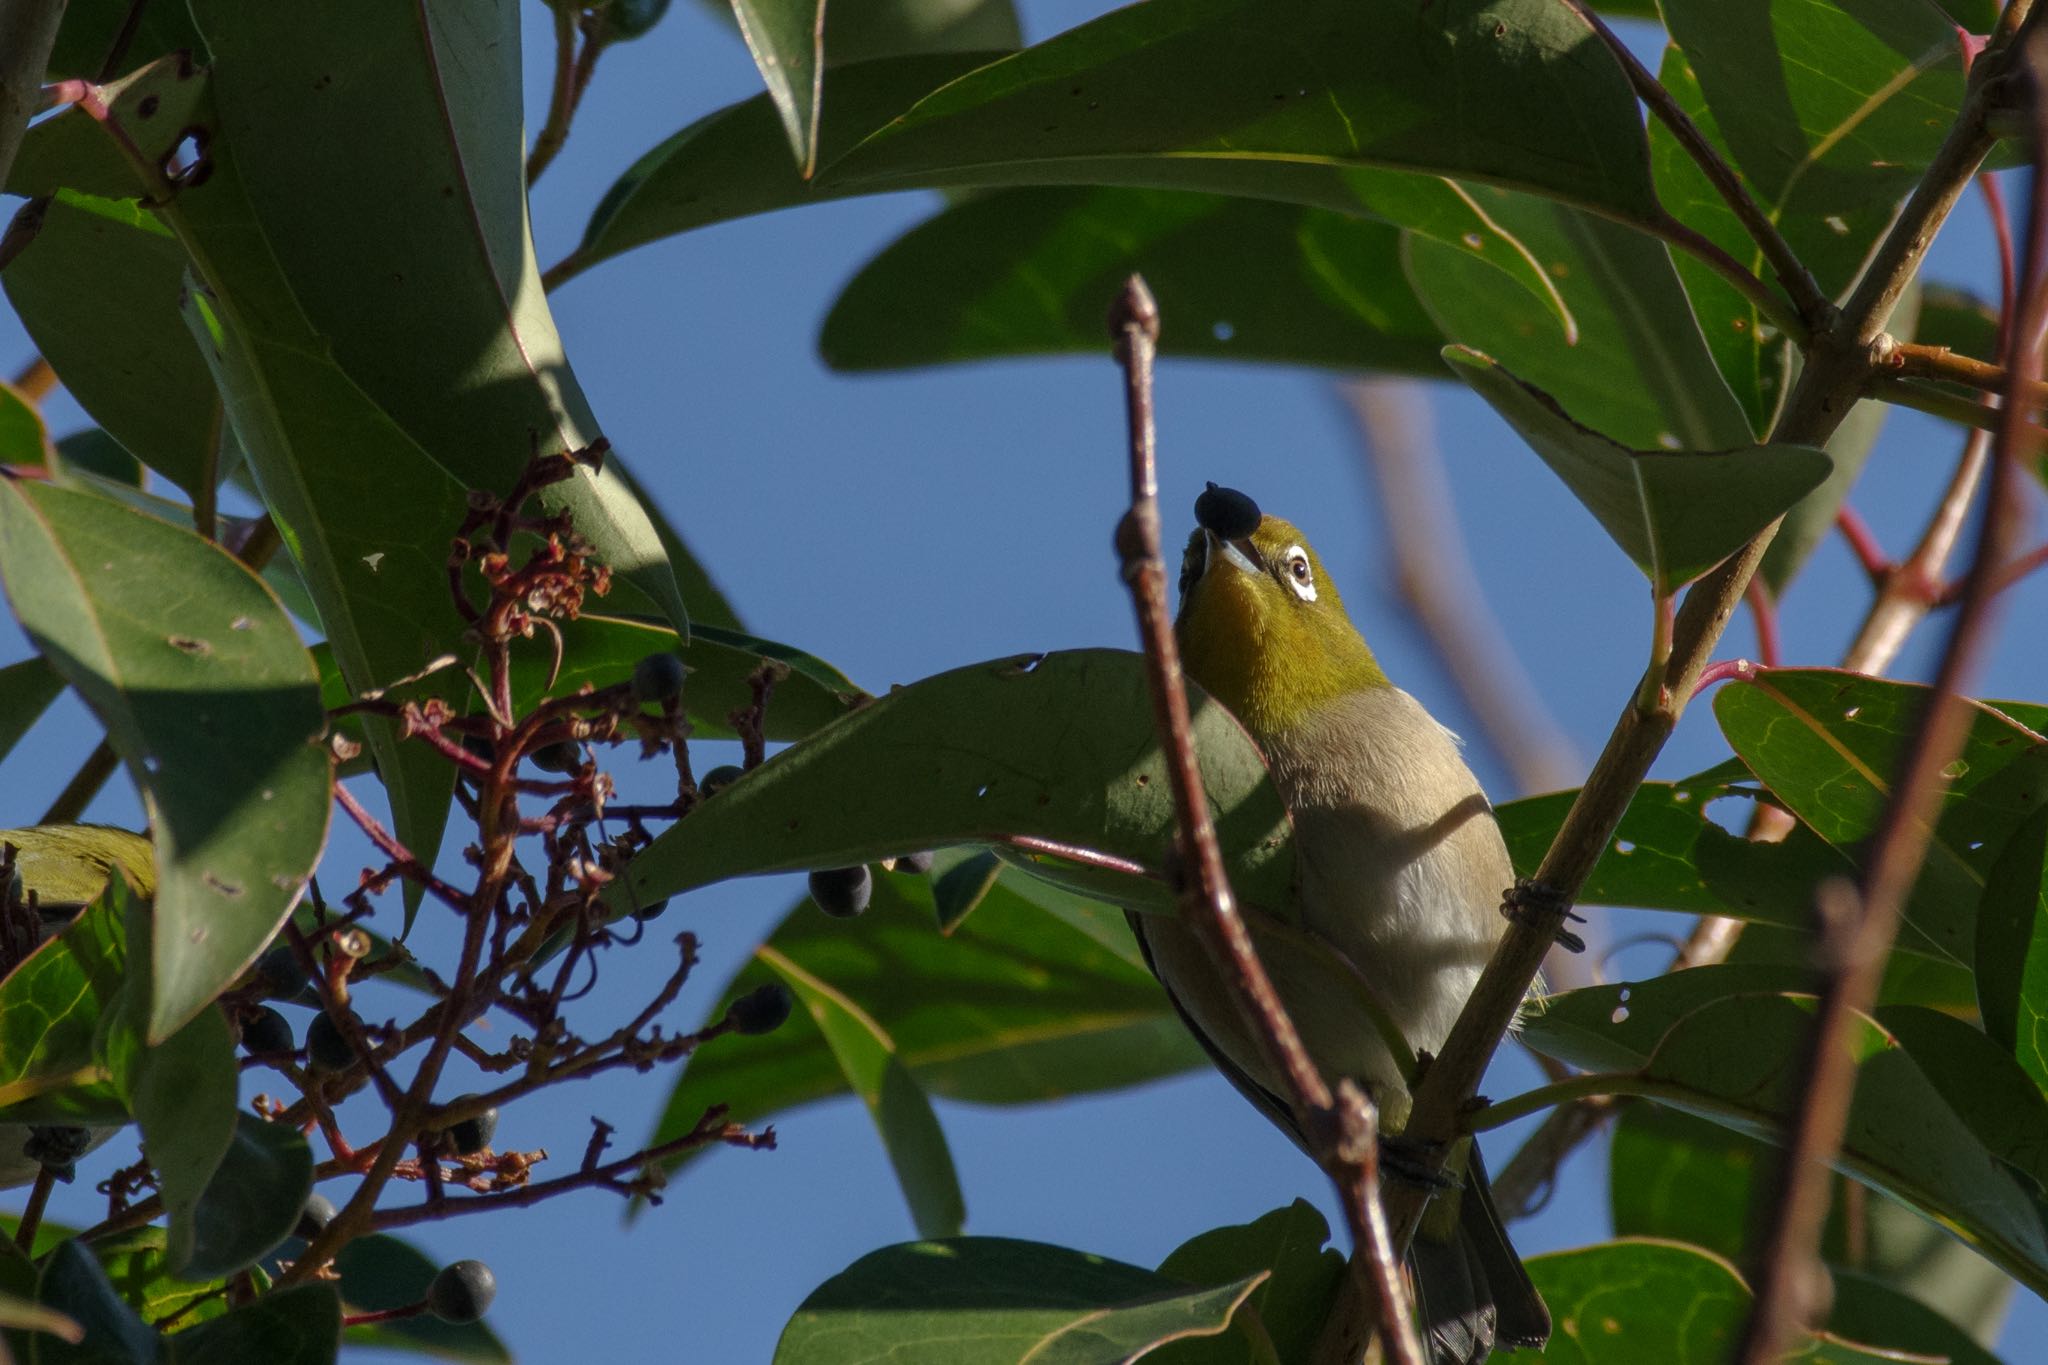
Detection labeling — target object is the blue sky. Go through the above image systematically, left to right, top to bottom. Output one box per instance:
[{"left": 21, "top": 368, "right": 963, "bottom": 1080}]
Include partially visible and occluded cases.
[{"left": 4, "top": 1, "right": 2045, "bottom": 1360}]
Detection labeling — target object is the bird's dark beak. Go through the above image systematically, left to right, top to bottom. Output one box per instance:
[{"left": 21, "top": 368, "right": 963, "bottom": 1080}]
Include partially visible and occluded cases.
[{"left": 1191, "top": 482, "right": 1266, "bottom": 578}]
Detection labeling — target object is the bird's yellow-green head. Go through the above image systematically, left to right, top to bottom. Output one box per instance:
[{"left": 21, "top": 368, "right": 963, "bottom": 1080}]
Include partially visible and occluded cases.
[{"left": 1175, "top": 483, "right": 1388, "bottom": 739}]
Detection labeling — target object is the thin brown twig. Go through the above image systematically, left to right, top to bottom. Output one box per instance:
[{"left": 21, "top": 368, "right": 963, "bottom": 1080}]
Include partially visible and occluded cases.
[
  {"left": 1559, "top": 0, "right": 1829, "bottom": 334},
  {"left": 527, "top": 4, "right": 607, "bottom": 186},
  {"left": 1738, "top": 37, "right": 2048, "bottom": 1363},
  {"left": 1107, "top": 276, "right": 1424, "bottom": 1365},
  {"left": 1884, "top": 339, "right": 2048, "bottom": 402},
  {"left": 1869, "top": 372, "right": 2048, "bottom": 437}
]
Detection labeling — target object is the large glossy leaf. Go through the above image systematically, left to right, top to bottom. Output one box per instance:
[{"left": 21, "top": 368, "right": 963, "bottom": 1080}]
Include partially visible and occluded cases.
[
  {"left": 42, "top": 0, "right": 203, "bottom": 81},
  {"left": 727, "top": 0, "right": 1023, "bottom": 173},
  {"left": 824, "top": 0, "right": 1657, "bottom": 225},
  {"left": 1664, "top": 0, "right": 1970, "bottom": 300},
  {"left": 183, "top": 1, "right": 687, "bottom": 631},
  {"left": 822, "top": 186, "right": 1448, "bottom": 375},
  {"left": 0, "top": 191, "right": 229, "bottom": 501},
  {"left": 1408, "top": 192, "right": 1752, "bottom": 452},
  {"left": 1444, "top": 349, "right": 1833, "bottom": 594},
  {"left": 0, "top": 478, "right": 330, "bottom": 1042},
  {"left": 520, "top": 616, "right": 865, "bottom": 742},
  {"left": 626, "top": 649, "right": 1293, "bottom": 917},
  {"left": 0, "top": 656, "right": 64, "bottom": 763},
  {"left": 1716, "top": 669, "right": 2048, "bottom": 967},
  {"left": 1496, "top": 766, "right": 1886, "bottom": 944},
  {"left": 1979, "top": 804, "right": 2048, "bottom": 1091},
  {"left": 643, "top": 868, "right": 1202, "bottom": 1196},
  {"left": 98, "top": 883, "right": 239, "bottom": 1276},
  {"left": 0, "top": 891, "right": 126, "bottom": 1124},
  {"left": 1522, "top": 983, "right": 2048, "bottom": 1294},
  {"left": 1876, "top": 1003, "right": 2048, "bottom": 1189},
  {"left": 1609, "top": 1103, "right": 2016, "bottom": 1350},
  {"left": 183, "top": 1112, "right": 314, "bottom": 1280},
  {"left": 1153, "top": 1202, "right": 1344, "bottom": 1365},
  {"left": 85, "top": 1227, "right": 237, "bottom": 1332},
  {"left": 775, "top": 1238, "right": 1263, "bottom": 1364},
  {"left": 1509, "top": 1239, "right": 1966, "bottom": 1364},
  {"left": 31, "top": 1241, "right": 156, "bottom": 1365},
  {"left": 165, "top": 1284, "right": 340, "bottom": 1364}
]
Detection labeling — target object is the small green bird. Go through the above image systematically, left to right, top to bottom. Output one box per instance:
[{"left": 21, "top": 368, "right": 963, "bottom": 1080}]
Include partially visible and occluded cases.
[{"left": 1130, "top": 484, "right": 1549, "bottom": 1363}]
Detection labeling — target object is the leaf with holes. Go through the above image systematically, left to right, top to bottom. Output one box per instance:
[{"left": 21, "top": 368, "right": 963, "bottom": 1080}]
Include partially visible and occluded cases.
[
  {"left": 1444, "top": 348, "right": 1832, "bottom": 595},
  {"left": 0, "top": 478, "right": 330, "bottom": 1042},
  {"left": 626, "top": 649, "right": 1293, "bottom": 918},
  {"left": 1715, "top": 669, "right": 2048, "bottom": 968}
]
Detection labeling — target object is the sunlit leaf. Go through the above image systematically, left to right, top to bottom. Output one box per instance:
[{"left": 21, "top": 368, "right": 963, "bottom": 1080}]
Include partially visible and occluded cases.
[
  {"left": 1444, "top": 349, "right": 1832, "bottom": 595},
  {"left": 0, "top": 477, "right": 330, "bottom": 1041},
  {"left": 626, "top": 650, "right": 1292, "bottom": 919},
  {"left": 776, "top": 1238, "right": 1263, "bottom": 1363}
]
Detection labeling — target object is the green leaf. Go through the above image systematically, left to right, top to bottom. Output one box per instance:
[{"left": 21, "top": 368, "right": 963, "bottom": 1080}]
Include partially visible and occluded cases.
[
  {"left": 43, "top": 0, "right": 203, "bottom": 81},
  {"left": 728, "top": 0, "right": 1023, "bottom": 174},
  {"left": 729, "top": 0, "right": 829, "bottom": 173},
  {"left": 825, "top": 0, "right": 1657, "bottom": 225},
  {"left": 1663, "top": 0, "right": 1970, "bottom": 294},
  {"left": 180, "top": 3, "right": 688, "bottom": 633},
  {"left": 1645, "top": 45, "right": 1782, "bottom": 438},
  {"left": 566, "top": 52, "right": 995, "bottom": 277},
  {"left": 822, "top": 186, "right": 1449, "bottom": 375},
  {"left": 1, "top": 192, "right": 233, "bottom": 502},
  {"left": 1408, "top": 193, "right": 1752, "bottom": 452},
  {"left": 1915, "top": 283, "right": 2000, "bottom": 364},
  {"left": 1443, "top": 348, "right": 1833, "bottom": 594},
  {"left": 0, "top": 383, "right": 47, "bottom": 468},
  {"left": 1759, "top": 392, "right": 1888, "bottom": 594},
  {"left": 54, "top": 430, "right": 146, "bottom": 488},
  {"left": 0, "top": 477, "right": 331, "bottom": 1042},
  {"left": 526, "top": 617, "right": 866, "bottom": 743},
  {"left": 627, "top": 650, "right": 1292, "bottom": 917},
  {"left": 0, "top": 657, "right": 64, "bottom": 763},
  {"left": 1716, "top": 669, "right": 2048, "bottom": 966},
  {"left": 1496, "top": 767, "right": 1876, "bottom": 942},
  {"left": 1978, "top": 803, "right": 2048, "bottom": 1090},
  {"left": 930, "top": 847, "right": 1001, "bottom": 934},
  {"left": 643, "top": 868, "right": 1201, "bottom": 1192},
  {"left": 97, "top": 882, "right": 239, "bottom": 1275},
  {"left": 0, "top": 888, "right": 127, "bottom": 1129},
  {"left": 774, "top": 940, "right": 966, "bottom": 1239},
  {"left": 1519, "top": 965, "right": 1819, "bottom": 1075},
  {"left": 1538, "top": 990, "right": 2048, "bottom": 1294},
  {"left": 1876, "top": 1003, "right": 2048, "bottom": 1189},
  {"left": 184, "top": 1113, "right": 313, "bottom": 1280},
  {"left": 1152, "top": 1201, "right": 1344, "bottom": 1365},
  {"left": 88, "top": 1227, "right": 236, "bottom": 1332},
  {"left": 332, "top": 1233, "right": 510, "bottom": 1362},
  {"left": 775, "top": 1238, "right": 1265, "bottom": 1364},
  {"left": 1505, "top": 1239, "right": 1953, "bottom": 1364},
  {"left": 32, "top": 1241, "right": 156, "bottom": 1365},
  {"left": 1828, "top": 1269, "right": 2007, "bottom": 1365},
  {"left": 166, "top": 1284, "right": 339, "bottom": 1364}
]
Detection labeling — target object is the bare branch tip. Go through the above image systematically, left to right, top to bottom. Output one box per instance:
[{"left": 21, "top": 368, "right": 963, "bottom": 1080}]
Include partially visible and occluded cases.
[{"left": 1109, "top": 274, "right": 1160, "bottom": 342}]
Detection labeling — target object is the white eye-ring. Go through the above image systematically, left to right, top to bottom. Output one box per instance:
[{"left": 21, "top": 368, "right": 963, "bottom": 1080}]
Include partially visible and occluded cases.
[{"left": 1283, "top": 545, "right": 1316, "bottom": 601}]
